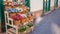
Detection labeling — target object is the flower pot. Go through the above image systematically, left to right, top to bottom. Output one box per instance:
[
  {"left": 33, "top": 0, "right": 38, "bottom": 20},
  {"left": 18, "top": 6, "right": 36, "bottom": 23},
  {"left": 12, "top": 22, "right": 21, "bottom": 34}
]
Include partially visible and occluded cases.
[
  {"left": 3, "top": 1, "right": 7, "bottom": 5},
  {"left": 8, "top": 2, "right": 13, "bottom": 6},
  {"left": 5, "top": 5, "right": 12, "bottom": 11},
  {"left": 23, "top": 7, "right": 29, "bottom": 13},
  {"left": 9, "top": 12, "right": 16, "bottom": 18},
  {"left": 27, "top": 15, "right": 33, "bottom": 22},
  {"left": 29, "top": 16, "right": 33, "bottom": 22},
  {"left": 21, "top": 18, "right": 29, "bottom": 25},
  {"left": 21, "top": 18, "right": 26, "bottom": 24},
  {"left": 25, "top": 18, "right": 29, "bottom": 22},
  {"left": 14, "top": 20, "right": 20, "bottom": 26}
]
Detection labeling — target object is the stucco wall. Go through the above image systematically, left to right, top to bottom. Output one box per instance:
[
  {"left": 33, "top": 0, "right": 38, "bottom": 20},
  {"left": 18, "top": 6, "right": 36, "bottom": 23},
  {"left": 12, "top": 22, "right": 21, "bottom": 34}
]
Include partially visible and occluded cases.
[
  {"left": 30, "top": 0, "right": 43, "bottom": 12},
  {"left": 51, "top": 0, "right": 54, "bottom": 6},
  {"left": 58, "top": 0, "right": 60, "bottom": 4}
]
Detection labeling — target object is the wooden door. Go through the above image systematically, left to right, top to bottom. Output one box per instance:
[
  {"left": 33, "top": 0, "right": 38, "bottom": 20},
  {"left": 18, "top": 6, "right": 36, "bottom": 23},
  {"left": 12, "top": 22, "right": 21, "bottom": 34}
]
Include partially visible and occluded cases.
[{"left": 43, "top": 0, "right": 50, "bottom": 14}]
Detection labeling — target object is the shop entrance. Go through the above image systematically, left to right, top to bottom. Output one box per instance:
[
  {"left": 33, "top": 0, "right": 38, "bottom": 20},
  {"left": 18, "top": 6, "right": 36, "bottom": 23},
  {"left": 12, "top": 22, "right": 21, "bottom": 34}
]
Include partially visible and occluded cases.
[{"left": 43, "top": 0, "right": 50, "bottom": 14}]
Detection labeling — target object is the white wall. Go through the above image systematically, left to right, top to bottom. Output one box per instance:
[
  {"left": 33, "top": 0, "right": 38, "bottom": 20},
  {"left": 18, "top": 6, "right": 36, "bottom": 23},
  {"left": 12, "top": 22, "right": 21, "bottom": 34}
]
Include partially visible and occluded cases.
[
  {"left": 30, "top": 0, "right": 43, "bottom": 12},
  {"left": 51, "top": 0, "right": 54, "bottom": 6},
  {"left": 58, "top": 0, "right": 60, "bottom": 5}
]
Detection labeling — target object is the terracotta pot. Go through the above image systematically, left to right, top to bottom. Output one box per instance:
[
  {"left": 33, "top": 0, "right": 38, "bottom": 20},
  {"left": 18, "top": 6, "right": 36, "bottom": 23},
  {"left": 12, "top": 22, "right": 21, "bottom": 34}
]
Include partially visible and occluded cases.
[
  {"left": 9, "top": 12, "right": 16, "bottom": 18},
  {"left": 27, "top": 15, "right": 33, "bottom": 22},
  {"left": 21, "top": 18, "right": 26, "bottom": 24},
  {"left": 21, "top": 18, "right": 29, "bottom": 25},
  {"left": 25, "top": 18, "right": 29, "bottom": 22},
  {"left": 14, "top": 20, "right": 20, "bottom": 26}
]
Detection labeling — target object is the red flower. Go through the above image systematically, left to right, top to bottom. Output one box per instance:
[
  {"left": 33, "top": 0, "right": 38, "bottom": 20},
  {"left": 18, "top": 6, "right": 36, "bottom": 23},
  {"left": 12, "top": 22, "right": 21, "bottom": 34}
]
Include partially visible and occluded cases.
[{"left": 11, "top": 14, "right": 23, "bottom": 20}]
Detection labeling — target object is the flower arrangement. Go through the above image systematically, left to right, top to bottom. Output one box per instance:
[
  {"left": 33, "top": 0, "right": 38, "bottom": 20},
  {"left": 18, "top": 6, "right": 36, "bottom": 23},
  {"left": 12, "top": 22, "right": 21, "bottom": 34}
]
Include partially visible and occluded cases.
[{"left": 10, "top": 14, "right": 23, "bottom": 26}]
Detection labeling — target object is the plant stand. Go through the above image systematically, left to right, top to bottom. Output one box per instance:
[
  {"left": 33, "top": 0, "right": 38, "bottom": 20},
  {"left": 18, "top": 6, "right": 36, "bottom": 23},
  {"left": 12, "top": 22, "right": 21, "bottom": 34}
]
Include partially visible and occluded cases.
[
  {"left": 4, "top": 0, "right": 34, "bottom": 34},
  {"left": 4, "top": 11, "right": 34, "bottom": 34}
]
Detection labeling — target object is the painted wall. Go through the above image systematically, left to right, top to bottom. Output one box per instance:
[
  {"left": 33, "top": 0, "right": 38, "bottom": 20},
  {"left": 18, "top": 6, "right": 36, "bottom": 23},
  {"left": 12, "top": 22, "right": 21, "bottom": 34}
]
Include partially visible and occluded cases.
[
  {"left": 30, "top": 0, "right": 43, "bottom": 12},
  {"left": 51, "top": 0, "right": 54, "bottom": 6},
  {"left": 58, "top": 0, "right": 60, "bottom": 5}
]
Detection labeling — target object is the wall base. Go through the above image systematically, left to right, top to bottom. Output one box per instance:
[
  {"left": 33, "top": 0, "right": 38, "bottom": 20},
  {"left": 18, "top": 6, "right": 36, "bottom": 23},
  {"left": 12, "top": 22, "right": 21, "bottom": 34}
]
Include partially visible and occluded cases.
[
  {"left": 32, "top": 4, "right": 60, "bottom": 17},
  {"left": 58, "top": 4, "right": 60, "bottom": 8}
]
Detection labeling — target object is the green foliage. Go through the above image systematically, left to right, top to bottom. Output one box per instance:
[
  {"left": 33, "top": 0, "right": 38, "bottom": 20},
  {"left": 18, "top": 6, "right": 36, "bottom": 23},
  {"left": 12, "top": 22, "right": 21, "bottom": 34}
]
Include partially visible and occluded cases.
[{"left": 18, "top": 23, "right": 33, "bottom": 32}]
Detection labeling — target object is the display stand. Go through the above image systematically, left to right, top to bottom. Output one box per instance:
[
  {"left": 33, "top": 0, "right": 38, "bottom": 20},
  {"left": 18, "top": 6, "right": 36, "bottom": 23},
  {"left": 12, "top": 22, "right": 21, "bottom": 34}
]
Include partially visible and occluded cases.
[
  {"left": 4, "top": 0, "right": 34, "bottom": 34},
  {"left": 4, "top": 8, "right": 34, "bottom": 34}
]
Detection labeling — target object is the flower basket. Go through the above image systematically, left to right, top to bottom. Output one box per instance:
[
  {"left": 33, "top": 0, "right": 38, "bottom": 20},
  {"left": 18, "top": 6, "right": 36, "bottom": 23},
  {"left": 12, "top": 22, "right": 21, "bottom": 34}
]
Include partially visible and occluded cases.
[
  {"left": 3, "top": 1, "right": 7, "bottom": 5},
  {"left": 9, "top": 12, "right": 16, "bottom": 18},
  {"left": 21, "top": 18, "right": 29, "bottom": 25},
  {"left": 13, "top": 20, "right": 20, "bottom": 26}
]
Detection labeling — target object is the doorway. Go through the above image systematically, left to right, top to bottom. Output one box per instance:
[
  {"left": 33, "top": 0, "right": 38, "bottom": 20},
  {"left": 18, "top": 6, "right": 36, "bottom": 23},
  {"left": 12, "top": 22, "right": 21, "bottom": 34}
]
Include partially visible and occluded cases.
[
  {"left": 43, "top": 0, "right": 50, "bottom": 14},
  {"left": 54, "top": 0, "right": 58, "bottom": 9}
]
